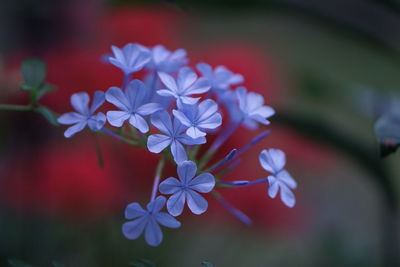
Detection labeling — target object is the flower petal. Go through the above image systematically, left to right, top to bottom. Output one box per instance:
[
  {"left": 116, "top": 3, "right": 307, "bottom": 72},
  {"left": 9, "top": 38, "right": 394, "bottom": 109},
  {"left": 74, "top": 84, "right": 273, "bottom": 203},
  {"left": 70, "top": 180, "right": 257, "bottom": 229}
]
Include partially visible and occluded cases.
[
  {"left": 177, "top": 67, "right": 197, "bottom": 90},
  {"left": 158, "top": 72, "right": 178, "bottom": 92},
  {"left": 126, "top": 80, "right": 146, "bottom": 110},
  {"left": 105, "top": 87, "right": 130, "bottom": 111},
  {"left": 90, "top": 91, "right": 105, "bottom": 113},
  {"left": 71, "top": 92, "right": 90, "bottom": 115},
  {"left": 136, "top": 103, "right": 162, "bottom": 116},
  {"left": 172, "top": 109, "right": 191, "bottom": 127},
  {"left": 106, "top": 111, "right": 130, "bottom": 127},
  {"left": 150, "top": 111, "right": 173, "bottom": 135},
  {"left": 57, "top": 112, "right": 85, "bottom": 125},
  {"left": 87, "top": 112, "right": 106, "bottom": 131},
  {"left": 129, "top": 113, "right": 149, "bottom": 133},
  {"left": 197, "top": 113, "right": 222, "bottom": 130},
  {"left": 64, "top": 122, "right": 87, "bottom": 138},
  {"left": 186, "top": 126, "right": 206, "bottom": 139},
  {"left": 147, "top": 134, "right": 171, "bottom": 153},
  {"left": 178, "top": 135, "right": 206, "bottom": 146},
  {"left": 170, "top": 140, "right": 187, "bottom": 163},
  {"left": 259, "top": 149, "right": 286, "bottom": 174},
  {"left": 177, "top": 161, "right": 197, "bottom": 183},
  {"left": 277, "top": 170, "right": 297, "bottom": 189},
  {"left": 189, "top": 173, "right": 215, "bottom": 193},
  {"left": 267, "top": 175, "right": 279, "bottom": 198},
  {"left": 159, "top": 177, "right": 182, "bottom": 194},
  {"left": 280, "top": 184, "right": 296, "bottom": 208},
  {"left": 186, "top": 190, "right": 208, "bottom": 215},
  {"left": 166, "top": 191, "right": 186, "bottom": 216},
  {"left": 147, "top": 196, "right": 166, "bottom": 213},
  {"left": 125, "top": 202, "right": 146, "bottom": 219},
  {"left": 154, "top": 212, "right": 181, "bottom": 228},
  {"left": 122, "top": 216, "right": 147, "bottom": 240},
  {"left": 145, "top": 217, "right": 163, "bottom": 246}
]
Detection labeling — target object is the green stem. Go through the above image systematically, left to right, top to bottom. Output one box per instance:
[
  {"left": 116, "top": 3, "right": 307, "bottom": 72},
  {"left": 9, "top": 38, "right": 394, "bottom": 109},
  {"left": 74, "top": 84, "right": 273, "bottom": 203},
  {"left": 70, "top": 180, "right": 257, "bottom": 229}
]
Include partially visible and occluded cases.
[
  {"left": 0, "top": 104, "right": 32, "bottom": 111},
  {"left": 150, "top": 155, "right": 166, "bottom": 201}
]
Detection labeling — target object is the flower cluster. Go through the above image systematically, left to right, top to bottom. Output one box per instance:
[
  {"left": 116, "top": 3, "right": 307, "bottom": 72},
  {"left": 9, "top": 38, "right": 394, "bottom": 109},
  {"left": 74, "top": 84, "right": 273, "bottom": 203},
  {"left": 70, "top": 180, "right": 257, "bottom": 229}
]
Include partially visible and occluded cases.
[{"left": 58, "top": 43, "right": 298, "bottom": 246}]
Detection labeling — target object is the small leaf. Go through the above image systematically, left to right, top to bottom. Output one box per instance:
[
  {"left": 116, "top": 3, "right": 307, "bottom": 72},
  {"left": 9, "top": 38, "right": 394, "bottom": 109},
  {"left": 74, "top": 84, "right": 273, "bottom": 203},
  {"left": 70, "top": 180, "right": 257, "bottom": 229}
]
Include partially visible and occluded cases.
[
  {"left": 20, "top": 58, "right": 46, "bottom": 90},
  {"left": 35, "top": 83, "right": 56, "bottom": 101},
  {"left": 36, "top": 106, "right": 59, "bottom": 126},
  {"left": 374, "top": 110, "right": 400, "bottom": 157},
  {"left": 8, "top": 259, "right": 35, "bottom": 267},
  {"left": 201, "top": 262, "right": 214, "bottom": 267}
]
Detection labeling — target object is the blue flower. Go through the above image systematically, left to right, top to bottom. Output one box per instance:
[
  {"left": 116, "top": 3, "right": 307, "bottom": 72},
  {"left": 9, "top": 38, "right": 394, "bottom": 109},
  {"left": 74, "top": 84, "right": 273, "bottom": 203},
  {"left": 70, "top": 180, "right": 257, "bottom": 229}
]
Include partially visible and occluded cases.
[
  {"left": 108, "top": 43, "right": 151, "bottom": 75},
  {"left": 146, "top": 45, "right": 188, "bottom": 73},
  {"left": 197, "top": 63, "right": 243, "bottom": 92},
  {"left": 157, "top": 67, "right": 210, "bottom": 104},
  {"left": 105, "top": 80, "right": 162, "bottom": 133},
  {"left": 236, "top": 86, "right": 275, "bottom": 129},
  {"left": 58, "top": 91, "right": 106, "bottom": 138},
  {"left": 172, "top": 99, "right": 222, "bottom": 138},
  {"left": 147, "top": 111, "right": 206, "bottom": 163},
  {"left": 259, "top": 149, "right": 297, "bottom": 208},
  {"left": 159, "top": 161, "right": 215, "bottom": 216},
  {"left": 122, "top": 196, "right": 181, "bottom": 247}
]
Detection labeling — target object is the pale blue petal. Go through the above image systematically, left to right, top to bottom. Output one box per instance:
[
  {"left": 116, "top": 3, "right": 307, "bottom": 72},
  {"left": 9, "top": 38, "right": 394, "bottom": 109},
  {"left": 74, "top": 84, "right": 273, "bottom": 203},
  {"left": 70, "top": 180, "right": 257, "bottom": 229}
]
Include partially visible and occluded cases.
[
  {"left": 196, "top": 63, "right": 213, "bottom": 79},
  {"left": 177, "top": 67, "right": 197, "bottom": 90},
  {"left": 158, "top": 72, "right": 178, "bottom": 92},
  {"left": 184, "top": 77, "right": 210, "bottom": 95},
  {"left": 126, "top": 80, "right": 146, "bottom": 110},
  {"left": 105, "top": 87, "right": 130, "bottom": 111},
  {"left": 236, "top": 87, "right": 247, "bottom": 112},
  {"left": 157, "top": 89, "right": 177, "bottom": 99},
  {"left": 90, "top": 91, "right": 105, "bottom": 113},
  {"left": 71, "top": 92, "right": 90, "bottom": 115},
  {"left": 179, "top": 96, "right": 200, "bottom": 105},
  {"left": 198, "top": 99, "right": 218, "bottom": 121},
  {"left": 136, "top": 103, "right": 162, "bottom": 116},
  {"left": 172, "top": 109, "right": 191, "bottom": 127},
  {"left": 106, "top": 111, "right": 130, "bottom": 127},
  {"left": 150, "top": 111, "right": 173, "bottom": 135},
  {"left": 57, "top": 112, "right": 85, "bottom": 125},
  {"left": 87, "top": 112, "right": 106, "bottom": 131},
  {"left": 129, "top": 113, "right": 149, "bottom": 133},
  {"left": 198, "top": 113, "right": 222, "bottom": 129},
  {"left": 64, "top": 121, "right": 87, "bottom": 138},
  {"left": 186, "top": 126, "right": 206, "bottom": 139},
  {"left": 147, "top": 134, "right": 171, "bottom": 153},
  {"left": 178, "top": 135, "right": 206, "bottom": 146},
  {"left": 170, "top": 140, "right": 187, "bottom": 163},
  {"left": 259, "top": 149, "right": 286, "bottom": 174},
  {"left": 177, "top": 161, "right": 197, "bottom": 183},
  {"left": 277, "top": 170, "right": 297, "bottom": 189},
  {"left": 188, "top": 173, "right": 215, "bottom": 193},
  {"left": 267, "top": 176, "right": 279, "bottom": 198},
  {"left": 159, "top": 177, "right": 182, "bottom": 194},
  {"left": 280, "top": 184, "right": 296, "bottom": 208},
  {"left": 186, "top": 190, "right": 208, "bottom": 215},
  {"left": 166, "top": 191, "right": 186, "bottom": 216},
  {"left": 147, "top": 196, "right": 166, "bottom": 213},
  {"left": 125, "top": 202, "right": 146, "bottom": 219},
  {"left": 154, "top": 212, "right": 181, "bottom": 228},
  {"left": 122, "top": 216, "right": 147, "bottom": 240},
  {"left": 145, "top": 217, "right": 163, "bottom": 246}
]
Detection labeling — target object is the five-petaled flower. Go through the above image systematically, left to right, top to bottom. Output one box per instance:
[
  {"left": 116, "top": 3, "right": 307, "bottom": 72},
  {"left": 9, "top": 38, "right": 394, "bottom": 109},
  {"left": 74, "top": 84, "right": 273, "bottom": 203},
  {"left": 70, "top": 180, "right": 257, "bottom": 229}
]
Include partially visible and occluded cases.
[
  {"left": 108, "top": 43, "right": 151, "bottom": 75},
  {"left": 145, "top": 45, "right": 188, "bottom": 73},
  {"left": 197, "top": 63, "right": 243, "bottom": 92},
  {"left": 157, "top": 67, "right": 210, "bottom": 105},
  {"left": 105, "top": 80, "right": 162, "bottom": 133},
  {"left": 236, "top": 86, "right": 275, "bottom": 129},
  {"left": 58, "top": 91, "right": 106, "bottom": 138},
  {"left": 172, "top": 99, "right": 222, "bottom": 138},
  {"left": 147, "top": 111, "right": 206, "bottom": 163},
  {"left": 259, "top": 149, "right": 297, "bottom": 208},
  {"left": 159, "top": 161, "right": 215, "bottom": 216},
  {"left": 122, "top": 196, "right": 181, "bottom": 247}
]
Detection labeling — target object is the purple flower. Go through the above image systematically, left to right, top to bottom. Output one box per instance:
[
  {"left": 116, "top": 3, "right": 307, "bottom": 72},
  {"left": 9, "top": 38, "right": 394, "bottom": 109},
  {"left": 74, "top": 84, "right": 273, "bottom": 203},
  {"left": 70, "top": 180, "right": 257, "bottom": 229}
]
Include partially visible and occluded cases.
[
  {"left": 108, "top": 43, "right": 151, "bottom": 75},
  {"left": 146, "top": 45, "right": 188, "bottom": 73},
  {"left": 197, "top": 63, "right": 243, "bottom": 92},
  {"left": 157, "top": 67, "right": 210, "bottom": 104},
  {"left": 105, "top": 80, "right": 162, "bottom": 133},
  {"left": 236, "top": 87, "right": 275, "bottom": 129},
  {"left": 58, "top": 91, "right": 106, "bottom": 138},
  {"left": 172, "top": 99, "right": 222, "bottom": 138},
  {"left": 147, "top": 111, "right": 206, "bottom": 163},
  {"left": 259, "top": 149, "right": 297, "bottom": 208},
  {"left": 159, "top": 161, "right": 215, "bottom": 216},
  {"left": 122, "top": 196, "right": 181, "bottom": 247}
]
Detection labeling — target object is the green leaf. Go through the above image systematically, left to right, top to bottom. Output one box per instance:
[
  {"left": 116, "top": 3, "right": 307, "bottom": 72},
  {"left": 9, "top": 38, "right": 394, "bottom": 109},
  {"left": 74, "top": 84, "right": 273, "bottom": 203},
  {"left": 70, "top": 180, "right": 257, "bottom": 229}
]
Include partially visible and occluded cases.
[
  {"left": 20, "top": 58, "right": 46, "bottom": 90},
  {"left": 35, "top": 83, "right": 56, "bottom": 101},
  {"left": 36, "top": 106, "right": 59, "bottom": 126},
  {"left": 374, "top": 111, "right": 400, "bottom": 157},
  {"left": 8, "top": 259, "right": 35, "bottom": 267},
  {"left": 201, "top": 262, "right": 214, "bottom": 267}
]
